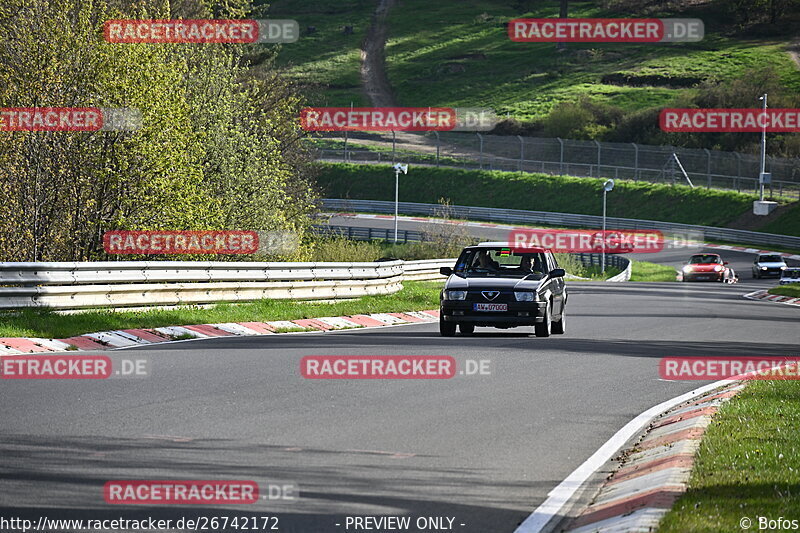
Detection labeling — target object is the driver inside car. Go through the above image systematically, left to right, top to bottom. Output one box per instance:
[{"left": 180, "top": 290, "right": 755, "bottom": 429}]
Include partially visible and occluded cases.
[
  {"left": 473, "top": 250, "right": 499, "bottom": 271},
  {"left": 520, "top": 255, "right": 545, "bottom": 275}
]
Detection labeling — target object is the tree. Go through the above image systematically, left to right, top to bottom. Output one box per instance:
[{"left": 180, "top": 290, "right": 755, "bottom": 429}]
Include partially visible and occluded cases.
[{"left": 0, "top": 0, "right": 316, "bottom": 262}]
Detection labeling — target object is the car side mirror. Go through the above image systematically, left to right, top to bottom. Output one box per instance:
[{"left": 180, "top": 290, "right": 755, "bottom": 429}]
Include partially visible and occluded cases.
[
  {"left": 723, "top": 261, "right": 729, "bottom": 265},
  {"left": 440, "top": 266, "right": 453, "bottom": 276},
  {"left": 549, "top": 268, "right": 566, "bottom": 278}
]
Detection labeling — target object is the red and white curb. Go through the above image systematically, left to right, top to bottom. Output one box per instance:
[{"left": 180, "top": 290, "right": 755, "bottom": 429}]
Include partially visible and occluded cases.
[
  {"left": 332, "top": 213, "right": 800, "bottom": 261},
  {"left": 743, "top": 289, "right": 800, "bottom": 307},
  {"left": 0, "top": 310, "right": 440, "bottom": 355},
  {"left": 513, "top": 381, "right": 744, "bottom": 533},
  {"left": 561, "top": 384, "right": 744, "bottom": 533}
]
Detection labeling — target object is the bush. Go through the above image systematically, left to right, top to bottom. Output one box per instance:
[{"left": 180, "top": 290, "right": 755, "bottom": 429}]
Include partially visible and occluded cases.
[{"left": 310, "top": 237, "right": 382, "bottom": 262}]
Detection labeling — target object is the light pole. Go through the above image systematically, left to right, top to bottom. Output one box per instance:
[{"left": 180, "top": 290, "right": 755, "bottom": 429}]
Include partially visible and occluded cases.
[
  {"left": 758, "top": 93, "right": 768, "bottom": 201},
  {"left": 393, "top": 163, "right": 408, "bottom": 243},
  {"left": 601, "top": 179, "right": 615, "bottom": 274}
]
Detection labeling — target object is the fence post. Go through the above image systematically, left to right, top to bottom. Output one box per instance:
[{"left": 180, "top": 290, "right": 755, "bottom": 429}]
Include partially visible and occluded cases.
[
  {"left": 391, "top": 131, "right": 396, "bottom": 164},
  {"left": 434, "top": 131, "right": 440, "bottom": 167},
  {"left": 477, "top": 132, "right": 484, "bottom": 170},
  {"left": 518, "top": 135, "right": 524, "bottom": 171},
  {"left": 557, "top": 137, "right": 564, "bottom": 175},
  {"left": 595, "top": 140, "right": 601, "bottom": 178},
  {"left": 632, "top": 143, "right": 639, "bottom": 181},
  {"left": 704, "top": 148, "right": 711, "bottom": 189}
]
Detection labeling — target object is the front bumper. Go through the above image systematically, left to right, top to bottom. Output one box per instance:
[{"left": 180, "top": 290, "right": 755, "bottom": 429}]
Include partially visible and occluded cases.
[
  {"left": 683, "top": 272, "right": 724, "bottom": 281},
  {"left": 440, "top": 300, "right": 547, "bottom": 326}
]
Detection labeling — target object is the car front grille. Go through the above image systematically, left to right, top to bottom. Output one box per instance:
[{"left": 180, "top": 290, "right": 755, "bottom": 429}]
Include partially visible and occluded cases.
[{"left": 466, "top": 290, "right": 515, "bottom": 303}]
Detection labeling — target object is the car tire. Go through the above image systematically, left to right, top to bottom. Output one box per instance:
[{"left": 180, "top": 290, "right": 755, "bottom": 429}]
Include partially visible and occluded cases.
[
  {"left": 534, "top": 302, "right": 551, "bottom": 338},
  {"left": 551, "top": 307, "right": 565, "bottom": 334},
  {"left": 440, "top": 318, "right": 456, "bottom": 337},
  {"left": 459, "top": 323, "right": 475, "bottom": 335}
]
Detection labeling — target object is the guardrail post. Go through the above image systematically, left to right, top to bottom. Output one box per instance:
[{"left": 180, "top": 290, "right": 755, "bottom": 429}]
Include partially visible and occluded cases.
[
  {"left": 434, "top": 131, "right": 440, "bottom": 167},
  {"left": 518, "top": 135, "right": 524, "bottom": 171},
  {"left": 557, "top": 138, "right": 564, "bottom": 175},
  {"left": 632, "top": 143, "right": 639, "bottom": 181},
  {"left": 704, "top": 148, "right": 711, "bottom": 189}
]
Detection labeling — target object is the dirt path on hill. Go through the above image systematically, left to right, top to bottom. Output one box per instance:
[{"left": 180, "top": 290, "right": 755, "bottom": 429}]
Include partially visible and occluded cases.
[{"left": 360, "top": 0, "right": 397, "bottom": 107}]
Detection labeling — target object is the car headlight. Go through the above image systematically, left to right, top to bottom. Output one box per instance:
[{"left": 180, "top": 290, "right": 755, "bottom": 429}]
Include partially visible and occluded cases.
[
  {"left": 682, "top": 265, "right": 693, "bottom": 273},
  {"left": 714, "top": 265, "right": 724, "bottom": 272},
  {"left": 761, "top": 266, "right": 768, "bottom": 270},
  {"left": 781, "top": 266, "right": 787, "bottom": 270},
  {"left": 444, "top": 290, "right": 467, "bottom": 300},
  {"left": 514, "top": 291, "right": 535, "bottom": 301}
]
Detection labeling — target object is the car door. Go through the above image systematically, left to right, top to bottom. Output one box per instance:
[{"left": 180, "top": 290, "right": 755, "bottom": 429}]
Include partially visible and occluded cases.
[{"left": 545, "top": 253, "right": 566, "bottom": 315}]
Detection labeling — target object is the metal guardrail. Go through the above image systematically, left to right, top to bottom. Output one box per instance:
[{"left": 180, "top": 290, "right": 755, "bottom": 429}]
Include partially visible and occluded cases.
[
  {"left": 322, "top": 199, "right": 800, "bottom": 250},
  {"left": 312, "top": 224, "right": 424, "bottom": 243},
  {"left": 574, "top": 253, "right": 632, "bottom": 282},
  {"left": 0, "top": 259, "right": 454, "bottom": 310}
]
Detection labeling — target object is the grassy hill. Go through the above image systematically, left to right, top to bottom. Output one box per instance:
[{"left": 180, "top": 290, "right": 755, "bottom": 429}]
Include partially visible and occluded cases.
[
  {"left": 266, "top": 0, "right": 800, "bottom": 120},
  {"left": 315, "top": 162, "right": 766, "bottom": 229}
]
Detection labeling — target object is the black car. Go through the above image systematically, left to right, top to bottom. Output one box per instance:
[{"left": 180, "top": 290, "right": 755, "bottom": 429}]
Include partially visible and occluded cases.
[{"left": 439, "top": 242, "right": 567, "bottom": 337}]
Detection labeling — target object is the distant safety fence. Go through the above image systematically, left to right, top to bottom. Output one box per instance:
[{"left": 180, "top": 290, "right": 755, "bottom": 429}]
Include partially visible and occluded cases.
[
  {"left": 314, "top": 131, "right": 800, "bottom": 200},
  {"left": 321, "top": 199, "right": 800, "bottom": 250}
]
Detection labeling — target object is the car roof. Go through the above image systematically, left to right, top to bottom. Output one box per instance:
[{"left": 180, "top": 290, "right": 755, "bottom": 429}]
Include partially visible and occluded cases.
[
  {"left": 467, "top": 242, "right": 549, "bottom": 253},
  {"left": 691, "top": 253, "right": 720, "bottom": 257},
  {"left": 758, "top": 254, "right": 784, "bottom": 259}
]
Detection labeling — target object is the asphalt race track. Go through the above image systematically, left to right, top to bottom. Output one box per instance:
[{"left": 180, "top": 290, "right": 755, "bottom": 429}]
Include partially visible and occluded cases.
[{"left": 0, "top": 217, "right": 797, "bottom": 533}]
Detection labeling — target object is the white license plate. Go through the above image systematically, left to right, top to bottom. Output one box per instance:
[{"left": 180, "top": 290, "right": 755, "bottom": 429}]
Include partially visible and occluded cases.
[{"left": 474, "top": 303, "right": 508, "bottom": 312}]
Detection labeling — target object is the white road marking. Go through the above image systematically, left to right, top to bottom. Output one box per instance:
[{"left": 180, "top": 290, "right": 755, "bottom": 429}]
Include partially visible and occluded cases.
[{"left": 513, "top": 379, "right": 736, "bottom": 533}]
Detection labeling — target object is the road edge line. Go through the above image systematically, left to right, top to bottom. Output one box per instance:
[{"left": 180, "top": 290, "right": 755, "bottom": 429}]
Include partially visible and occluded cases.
[{"left": 512, "top": 378, "right": 736, "bottom": 533}]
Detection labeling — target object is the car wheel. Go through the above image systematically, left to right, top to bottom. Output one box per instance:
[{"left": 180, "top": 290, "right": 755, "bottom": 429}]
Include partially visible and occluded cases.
[
  {"left": 534, "top": 302, "right": 552, "bottom": 338},
  {"left": 551, "top": 307, "right": 565, "bottom": 334},
  {"left": 439, "top": 318, "right": 456, "bottom": 337},
  {"left": 459, "top": 323, "right": 475, "bottom": 335}
]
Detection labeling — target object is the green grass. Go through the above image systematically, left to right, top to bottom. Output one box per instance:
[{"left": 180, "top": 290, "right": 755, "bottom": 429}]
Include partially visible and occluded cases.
[
  {"left": 265, "top": 0, "right": 374, "bottom": 106},
  {"left": 270, "top": 0, "right": 800, "bottom": 119},
  {"left": 316, "top": 162, "right": 761, "bottom": 228},
  {"left": 760, "top": 204, "right": 800, "bottom": 238},
  {"left": 630, "top": 260, "right": 678, "bottom": 282},
  {"left": 0, "top": 281, "right": 442, "bottom": 340},
  {"left": 768, "top": 285, "right": 800, "bottom": 298},
  {"left": 658, "top": 380, "right": 800, "bottom": 533}
]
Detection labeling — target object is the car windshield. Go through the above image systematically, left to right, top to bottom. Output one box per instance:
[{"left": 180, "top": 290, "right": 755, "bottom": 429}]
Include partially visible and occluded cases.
[
  {"left": 454, "top": 248, "right": 549, "bottom": 279},
  {"left": 689, "top": 255, "right": 720, "bottom": 264},
  {"left": 759, "top": 255, "right": 782, "bottom": 263}
]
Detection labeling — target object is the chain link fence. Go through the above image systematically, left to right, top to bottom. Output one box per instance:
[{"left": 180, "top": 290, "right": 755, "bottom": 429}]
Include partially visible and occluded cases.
[{"left": 314, "top": 131, "right": 800, "bottom": 200}]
